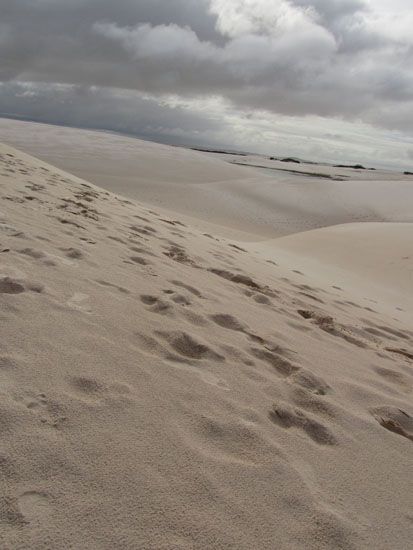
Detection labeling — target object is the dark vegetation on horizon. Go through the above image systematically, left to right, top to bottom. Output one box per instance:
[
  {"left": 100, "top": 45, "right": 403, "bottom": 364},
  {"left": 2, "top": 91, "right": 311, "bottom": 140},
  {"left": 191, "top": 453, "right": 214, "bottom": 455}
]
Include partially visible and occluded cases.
[{"left": 232, "top": 161, "right": 347, "bottom": 181}]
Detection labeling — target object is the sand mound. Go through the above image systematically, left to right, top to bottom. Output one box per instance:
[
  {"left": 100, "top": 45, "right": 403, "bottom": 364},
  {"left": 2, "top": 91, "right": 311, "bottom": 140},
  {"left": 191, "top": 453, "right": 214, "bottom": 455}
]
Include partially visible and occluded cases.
[
  {"left": 0, "top": 142, "right": 412, "bottom": 549},
  {"left": 255, "top": 222, "right": 413, "bottom": 323}
]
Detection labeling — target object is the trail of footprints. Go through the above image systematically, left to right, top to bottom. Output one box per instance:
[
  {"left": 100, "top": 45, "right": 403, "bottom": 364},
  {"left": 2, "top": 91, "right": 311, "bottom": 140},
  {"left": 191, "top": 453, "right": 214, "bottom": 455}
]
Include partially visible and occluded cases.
[
  {"left": 1, "top": 147, "right": 412, "bottom": 550},
  {"left": 1, "top": 148, "right": 412, "bottom": 462},
  {"left": 1, "top": 148, "right": 413, "bottom": 550},
  {"left": 134, "top": 256, "right": 412, "bottom": 446},
  {"left": 137, "top": 277, "right": 339, "bottom": 445},
  {"left": 297, "top": 308, "right": 413, "bottom": 362},
  {"left": 0, "top": 366, "right": 135, "bottom": 525},
  {"left": 15, "top": 391, "right": 67, "bottom": 429}
]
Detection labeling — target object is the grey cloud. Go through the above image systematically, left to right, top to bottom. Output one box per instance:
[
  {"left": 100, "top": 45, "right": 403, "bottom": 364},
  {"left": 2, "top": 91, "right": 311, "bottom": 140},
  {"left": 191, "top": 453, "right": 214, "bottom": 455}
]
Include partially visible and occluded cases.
[
  {"left": 0, "top": 0, "right": 412, "bottom": 135},
  {"left": 0, "top": 81, "right": 224, "bottom": 147},
  {"left": 1, "top": 81, "right": 412, "bottom": 171}
]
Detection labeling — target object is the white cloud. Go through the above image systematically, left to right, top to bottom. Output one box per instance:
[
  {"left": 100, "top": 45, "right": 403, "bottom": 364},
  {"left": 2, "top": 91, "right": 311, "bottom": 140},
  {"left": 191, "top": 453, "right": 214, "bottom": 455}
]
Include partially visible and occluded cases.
[
  {"left": 211, "top": 0, "right": 318, "bottom": 35},
  {"left": 93, "top": 22, "right": 216, "bottom": 62}
]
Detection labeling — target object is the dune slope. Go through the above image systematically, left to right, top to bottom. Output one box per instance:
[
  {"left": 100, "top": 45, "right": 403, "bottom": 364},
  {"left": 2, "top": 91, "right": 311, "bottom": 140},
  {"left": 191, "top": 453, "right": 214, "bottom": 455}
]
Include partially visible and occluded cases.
[
  {"left": 2, "top": 118, "right": 413, "bottom": 240},
  {"left": 0, "top": 144, "right": 412, "bottom": 549},
  {"left": 254, "top": 222, "right": 413, "bottom": 323}
]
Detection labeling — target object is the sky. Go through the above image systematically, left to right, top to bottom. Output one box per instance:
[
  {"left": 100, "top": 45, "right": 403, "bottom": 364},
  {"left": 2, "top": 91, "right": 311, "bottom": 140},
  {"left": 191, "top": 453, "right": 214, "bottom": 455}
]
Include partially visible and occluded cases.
[{"left": 1, "top": 0, "right": 413, "bottom": 168}]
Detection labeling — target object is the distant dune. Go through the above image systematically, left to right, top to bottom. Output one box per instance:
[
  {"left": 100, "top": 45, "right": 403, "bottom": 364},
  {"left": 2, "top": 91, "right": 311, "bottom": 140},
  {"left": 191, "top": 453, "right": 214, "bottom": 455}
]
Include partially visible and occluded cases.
[
  {"left": 1, "top": 118, "right": 413, "bottom": 240},
  {"left": 0, "top": 129, "right": 412, "bottom": 549}
]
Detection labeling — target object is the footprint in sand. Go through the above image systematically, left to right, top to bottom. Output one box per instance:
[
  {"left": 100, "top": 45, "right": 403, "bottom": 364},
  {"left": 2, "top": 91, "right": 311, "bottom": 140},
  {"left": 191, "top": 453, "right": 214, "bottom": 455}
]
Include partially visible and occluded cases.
[
  {"left": 0, "top": 222, "right": 25, "bottom": 237},
  {"left": 129, "top": 224, "right": 157, "bottom": 236},
  {"left": 163, "top": 245, "right": 198, "bottom": 267},
  {"left": 19, "top": 247, "right": 74, "bottom": 267},
  {"left": 59, "top": 247, "right": 84, "bottom": 260},
  {"left": 130, "top": 255, "right": 150, "bottom": 266},
  {"left": 0, "top": 268, "right": 44, "bottom": 294},
  {"left": 0, "top": 276, "right": 25, "bottom": 294},
  {"left": 170, "top": 280, "right": 203, "bottom": 298},
  {"left": 170, "top": 293, "right": 191, "bottom": 306},
  {"left": 252, "top": 293, "right": 272, "bottom": 305},
  {"left": 140, "top": 294, "right": 174, "bottom": 315},
  {"left": 181, "top": 309, "right": 210, "bottom": 327},
  {"left": 297, "top": 310, "right": 367, "bottom": 348},
  {"left": 209, "top": 313, "right": 247, "bottom": 332},
  {"left": 156, "top": 330, "right": 225, "bottom": 362},
  {"left": 136, "top": 331, "right": 230, "bottom": 390},
  {"left": 250, "top": 347, "right": 299, "bottom": 377},
  {"left": 385, "top": 347, "right": 413, "bottom": 361},
  {"left": 374, "top": 367, "right": 411, "bottom": 391},
  {"left": 290, "top": 369, "right": 332, "bottom": 396},
  {"left": 67, "top": 375, "right": 134, "bottom": 407},
  {"left": 69, "top": 376, "right": 106, "bottom": 397},
  {"left": 289, "top": 386, "right": 336, "bottom": 419},
  {"left": 13, "top": 390, "right": 66, "bottom": 428},
  {"left": 270, "top": 402, "right": 337, "bottom": 445},
  {"left": 371, "top": 406, "right": 413, "bottom": 441},
  {"left": 182, "top": 414, "right": 276, "bottom": 466},
  {"left": 18, "top": 491, "right": 50, "bottom": 523}
]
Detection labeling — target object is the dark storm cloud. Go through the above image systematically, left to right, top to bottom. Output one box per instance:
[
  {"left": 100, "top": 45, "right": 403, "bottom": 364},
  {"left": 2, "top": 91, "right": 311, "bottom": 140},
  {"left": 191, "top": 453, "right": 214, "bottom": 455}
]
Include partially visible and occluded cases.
[
  {"left": 0, "top": 0, "right": 412, "bottom": 133},
  {"left": 0, "top": 0, "right": 220, "bottom": 82},
  {"left": 0, "top": 81, "right": 224, "bottom": 147}
]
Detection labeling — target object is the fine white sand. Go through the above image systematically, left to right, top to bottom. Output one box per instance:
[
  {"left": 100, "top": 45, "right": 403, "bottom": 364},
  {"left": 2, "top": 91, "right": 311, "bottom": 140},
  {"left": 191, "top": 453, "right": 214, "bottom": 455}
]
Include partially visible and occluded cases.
[
  {"left": 2, "top": 118, "right": 413, "bottom": 240},
  {"left": 0, "top": 132, "right": 412, "bottom": 549},
  {"left": 254, "top": 222, "right": 413, "bottom": 324}
]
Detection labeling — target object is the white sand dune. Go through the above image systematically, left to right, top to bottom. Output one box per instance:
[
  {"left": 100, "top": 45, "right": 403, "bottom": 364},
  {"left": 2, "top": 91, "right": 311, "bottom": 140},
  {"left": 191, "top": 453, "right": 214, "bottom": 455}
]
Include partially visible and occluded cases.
[
  {"left": 2, "top": 118, "right": 413, "bottom": 240},
  {"left": 0, "top": 140, "right": 412, "bottom": 549},
  {"left": 254, "top": 222, "right": 413, "bottom": 323}
]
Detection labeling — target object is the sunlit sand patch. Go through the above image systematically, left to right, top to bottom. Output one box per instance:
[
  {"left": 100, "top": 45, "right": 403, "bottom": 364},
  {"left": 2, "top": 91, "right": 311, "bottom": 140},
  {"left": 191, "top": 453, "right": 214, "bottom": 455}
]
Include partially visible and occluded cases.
[{"left": 66, "top": 292, "right": 92, "bottom": 313}]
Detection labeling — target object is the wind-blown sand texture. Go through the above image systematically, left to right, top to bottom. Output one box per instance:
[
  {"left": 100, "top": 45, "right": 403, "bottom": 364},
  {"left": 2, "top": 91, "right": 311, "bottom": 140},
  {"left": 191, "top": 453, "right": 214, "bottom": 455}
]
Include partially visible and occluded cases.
[{"left": 0, "top": 134, "right": 412, "bottom": 549}]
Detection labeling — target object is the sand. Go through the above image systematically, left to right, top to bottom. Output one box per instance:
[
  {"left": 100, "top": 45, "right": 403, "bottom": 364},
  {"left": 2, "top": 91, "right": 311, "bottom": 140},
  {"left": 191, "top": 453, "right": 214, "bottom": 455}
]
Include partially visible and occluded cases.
[
  {"left": 1, "top": 118, "right": 413, "bottom": 240},
  {"left": 0, "top": 132, "right": 412, "bottom": 549},
  {"left": 255, "top": 223, "right": 413, "bottom": 324}
]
